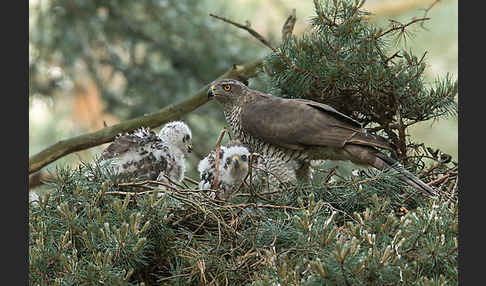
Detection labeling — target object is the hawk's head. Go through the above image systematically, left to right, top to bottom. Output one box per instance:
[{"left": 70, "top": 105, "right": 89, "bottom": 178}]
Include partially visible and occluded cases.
[{"left": 207, "top": 79, "right": 248, "bottom": 105}]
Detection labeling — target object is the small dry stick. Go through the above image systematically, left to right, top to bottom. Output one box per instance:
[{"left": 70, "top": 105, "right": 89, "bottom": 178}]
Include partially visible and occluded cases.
[
  {"left": 421, "top": 0, "right": 442, "bottom": 27},
  {"left": 210, "top": 11, "right": 321, "bottom": 83},
  {"left": 209, "top": 13, "right": 275, "bottom": 51},
  {"left": 377, "top": 17, "right": 430, "bottom": 39},
  {"left": 212, "top": 126, "right": 227, "bottom": 190},
  {"left": 242, "top": 153, "right": 272, "bottom": 202},
  {"left": 244, "top": 153, "right": 259, "bottom": 187},
  {"left": 427, "top": 173, "right": 450, "bottom": 186},
  {"left": 159, "top": 174, "right": 187, "bottom": 189},
  {"left": 183, "top": 176, "right": 200, "bottom": 186},
  {"left": 448, "top": 177, "right": 458, "bottom": 201},
  {"left": 116, "top": 180, "right": 181, "bottom": 191},
  {"left": 234, "top": 189, "right": 281, "bottom": 198},
  {"left": 106, "top": 190, "right": 158, "bottom": 196},
  {"left": 223, "top": 203, "right": 301, "bottom": 211}
]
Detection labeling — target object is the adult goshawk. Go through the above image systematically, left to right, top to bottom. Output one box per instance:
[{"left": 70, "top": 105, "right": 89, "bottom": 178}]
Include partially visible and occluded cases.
[{"left": 207, "top": 79, "right": 437, "bottom": 196}]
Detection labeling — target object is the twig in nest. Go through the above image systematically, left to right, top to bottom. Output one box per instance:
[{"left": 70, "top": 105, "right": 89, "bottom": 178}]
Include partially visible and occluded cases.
[
  {"left": 212, "top": 126, "right": 227, "bottom": 190},
  {"left": 241, "top": 153, "right": 273, "bottom": 202},
  {"left": 242, "top": 153, "right": 258, "bottom": 189},
  {"left": 247, "top": 153, "right": 255, "bottom": 187},
  {"left": 321, "top": 166, "right": 338, "bottom": 185},
  {"left": 259, "top": 167, "right": 295, "bottom": 189},
  {"left": 160, "top": 173, "right": 188, "bottom": 189},
  {"left": 427, "top": 173, "right": 451, "bottom": 186},
  {"left": 183, "top": 176, "right": 200, "bottom": 186},
  {"left": 448, "top": 177, "right": 458, "bottom": 201},
  {"left": 115, "top": 179, "right": 181, "bottom": 192},
  {"left": 244, "top": 183, "right": 272, "bottom": 202},
  {"left": 233, "top": 189, "right": 281, "bottom": 198},
  {"left": 106, "top": 190, "right": 158, "bottom": 196},
  {"left": 322, "top": 202, "right": 359, "bottom": 224},
  {"left": 223, "top": 203, "right": 302, "bottom": 211},
  {"left": 158, "top": 273, "right": 191, "bottom": 282}
]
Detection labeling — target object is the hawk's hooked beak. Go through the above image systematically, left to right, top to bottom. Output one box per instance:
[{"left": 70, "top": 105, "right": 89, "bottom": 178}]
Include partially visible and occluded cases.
[
  {"left": 207, "top": 86, "right": 215, "bottom": 98},
  {"left": 187, "top": 144, "right": 193, "bottom": 153}
]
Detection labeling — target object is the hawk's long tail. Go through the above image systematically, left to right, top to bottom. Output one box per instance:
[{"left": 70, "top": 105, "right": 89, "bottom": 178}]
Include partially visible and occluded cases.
[{"left": 343, "top": 145, "right": 438, "bottom": 197}]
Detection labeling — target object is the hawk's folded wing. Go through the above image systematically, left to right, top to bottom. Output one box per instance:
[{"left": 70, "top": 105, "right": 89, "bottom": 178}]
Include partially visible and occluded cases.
[{"left": 240, "top": 95, "right": 395, "bottom": 152}]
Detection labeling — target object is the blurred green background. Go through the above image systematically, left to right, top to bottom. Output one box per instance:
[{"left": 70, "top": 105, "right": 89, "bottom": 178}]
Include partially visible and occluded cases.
[{"left": 29, "top": 0, "right": 458, "bottom": 185}]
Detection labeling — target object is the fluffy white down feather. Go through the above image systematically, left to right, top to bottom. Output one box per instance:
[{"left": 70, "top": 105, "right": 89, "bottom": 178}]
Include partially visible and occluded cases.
[
  {"left": 96, "top": 121, "right": 192, "bottom": 184},
  {"left": 156, "top": 121, "right": 192, "bottom": 182},
  {"left": 198, "top": 144, "right": 268, "bottom": 199},
  {"left": 218, "top": 146, "right": 250, "bottom": 187}
]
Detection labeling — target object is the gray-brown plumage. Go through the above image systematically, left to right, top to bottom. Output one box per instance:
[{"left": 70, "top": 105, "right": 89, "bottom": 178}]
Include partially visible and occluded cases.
[
  {"left": 207, "top": 79, "right": 437, "bottom": 196},
  {"left": 99, "top": 127, "right": 171, "bottom": 180}
]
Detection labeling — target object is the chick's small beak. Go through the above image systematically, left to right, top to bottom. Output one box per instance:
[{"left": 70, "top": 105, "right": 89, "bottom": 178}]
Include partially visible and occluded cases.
[
  {"left": 207, "top": 86, "right": 215, "bottom": 98},
  {"left": 187, "top": 144, "right": 192, "bottom": 153},
  {"left": 232, "top": 156, "right": 241, "bottom": 169}
]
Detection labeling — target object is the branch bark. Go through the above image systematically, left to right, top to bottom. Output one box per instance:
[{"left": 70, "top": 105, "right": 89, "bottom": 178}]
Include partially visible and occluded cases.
[{"left": 29, "top": 59, "right": 264, "bottom": 174}]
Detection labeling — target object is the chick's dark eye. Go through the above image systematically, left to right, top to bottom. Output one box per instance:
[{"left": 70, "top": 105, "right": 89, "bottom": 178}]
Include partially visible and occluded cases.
[
  {"left": 223, "top": 84, "right": 231, "bottom": 91},
  {"left": 241, "top": 155, "right": 247, "bottom": 161}
]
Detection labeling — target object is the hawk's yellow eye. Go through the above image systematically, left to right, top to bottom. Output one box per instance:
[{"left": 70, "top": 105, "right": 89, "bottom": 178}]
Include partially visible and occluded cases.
[{"left": 223, "top": 84, "right": 231, "bottom": 91}]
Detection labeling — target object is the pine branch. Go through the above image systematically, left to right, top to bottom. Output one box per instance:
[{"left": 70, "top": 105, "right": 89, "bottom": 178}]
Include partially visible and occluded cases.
[{"left": 29, "top": 59, "right": 264, "bottom": 174}]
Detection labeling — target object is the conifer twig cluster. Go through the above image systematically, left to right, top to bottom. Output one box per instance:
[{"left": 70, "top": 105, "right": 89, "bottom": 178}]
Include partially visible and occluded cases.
[
  {"left": 30, "top": 1, "right": 458, "bottom": 285},
  {"left": 29, "top": 149, "right": 457, "bottom": 284}
]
